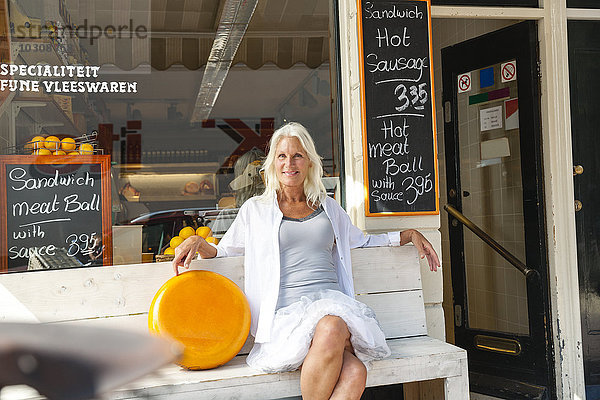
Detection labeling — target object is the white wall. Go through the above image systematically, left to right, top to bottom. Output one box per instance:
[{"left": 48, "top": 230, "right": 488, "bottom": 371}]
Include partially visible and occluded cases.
[
  {"left": 336, "top": 0, "right": 444, "bottom": 341},
  {"left": 336, "top": 2, "right": 589, "bottom": 398}
]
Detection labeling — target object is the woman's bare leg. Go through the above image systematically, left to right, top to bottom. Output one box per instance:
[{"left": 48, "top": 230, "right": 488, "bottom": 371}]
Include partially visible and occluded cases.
[
  {"left": 300, "top": 316, "right": 367, "bottom": 400},
  {"left": 300, "top": 316, "right": 349, "bottom": 399},
  {"left": 329, "top": 350, "right": 367, "bottom": 400}
]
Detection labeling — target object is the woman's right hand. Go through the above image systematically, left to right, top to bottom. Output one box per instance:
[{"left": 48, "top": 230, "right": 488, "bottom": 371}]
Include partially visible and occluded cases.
[
  {"left": 172, "top": 235, "right": 203, "bottom": 275},
  {"left": 172, "top": 235, "right": 219, "bottom": 275}
]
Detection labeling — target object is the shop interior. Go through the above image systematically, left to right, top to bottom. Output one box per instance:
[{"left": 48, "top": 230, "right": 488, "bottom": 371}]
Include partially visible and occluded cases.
[{"left": 0, "top": 0, "right": 339, "bottom": 265}]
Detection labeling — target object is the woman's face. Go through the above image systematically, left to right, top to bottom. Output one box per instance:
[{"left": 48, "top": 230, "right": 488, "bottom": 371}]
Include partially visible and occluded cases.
[{"left": 275, "top": 136, "right": 311, "bottom": 190}]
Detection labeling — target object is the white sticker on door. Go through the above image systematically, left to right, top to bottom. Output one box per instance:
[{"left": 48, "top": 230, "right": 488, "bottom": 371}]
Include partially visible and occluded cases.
[
  {"left": 501, "top": 61, "right": 517, "bottom": 83},
  {"left": 458, "top": 72, "right": 471, "bottom": 93},
  {"left": 480, "top": 105, "right": 503, "bottom": 131}
]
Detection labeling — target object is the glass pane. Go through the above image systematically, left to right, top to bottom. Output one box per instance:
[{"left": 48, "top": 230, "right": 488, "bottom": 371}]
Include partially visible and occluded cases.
[
  {"left": 0, "top": 0, "right": 339, "bottom": 272},
  {"left": 567, "top": 0, "right": 600, "bottom": 8},
  {"left": 456, "top": 61, "right": 529, "bottom": 336}
]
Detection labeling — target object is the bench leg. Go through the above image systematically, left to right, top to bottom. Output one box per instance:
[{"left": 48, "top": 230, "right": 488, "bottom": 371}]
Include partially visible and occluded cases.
[{"left": 444, "top": 359, "right": 469, "bottom": 400}]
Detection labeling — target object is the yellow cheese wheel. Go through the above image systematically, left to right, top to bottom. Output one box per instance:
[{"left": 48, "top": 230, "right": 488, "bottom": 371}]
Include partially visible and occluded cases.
[
  {"left": 29, "top": 136, "right": 46, "bottom": 150},
  {"left": 44, "top": 136, "right": 60, "bottom": 151},
  {"left": 61, "top": 137, "right": 77, "bottom": 151},
  {"left": 79, "top": 143, "right": 94, "bottom": 154},
  {"left": 34, "top": 148, "right": 52, "bottom": 155},
  {"left": 178, "top": 226, "right": 196, "bottom": 240},
  {"left": 196, "top": 226, "right": 211, "bottom": 238},
  {"left": 170, "top": 236, "right": 184, "bottom": 248},
  {"left": 205, "top": 236, "right": 219, "bottom": 244},
  {"left": 148, "top": 271, "right": 251, "bottom": 370}
]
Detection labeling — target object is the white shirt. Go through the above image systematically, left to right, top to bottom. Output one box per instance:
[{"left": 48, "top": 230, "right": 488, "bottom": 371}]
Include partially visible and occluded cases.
[{"left": 211, "top": 195, "right": 401, "bottom": 343}]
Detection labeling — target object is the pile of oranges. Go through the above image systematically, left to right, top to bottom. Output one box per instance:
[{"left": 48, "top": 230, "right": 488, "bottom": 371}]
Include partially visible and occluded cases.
[
  {"left": 25, "top": 135, "right": 95, "bottom": 155},
  {"left": 163, "top": 226, "right": 219, "bottom": 255}
]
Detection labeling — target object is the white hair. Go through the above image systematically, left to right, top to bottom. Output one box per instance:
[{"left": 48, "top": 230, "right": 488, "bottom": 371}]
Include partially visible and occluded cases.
[{"left": 260, "top": 122, "right": 326, "bottom": 208}]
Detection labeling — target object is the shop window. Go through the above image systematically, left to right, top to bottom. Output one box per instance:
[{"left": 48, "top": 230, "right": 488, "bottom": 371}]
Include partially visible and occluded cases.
[{"left": 0, "top": 0, "right": 340, "bottom": 272}]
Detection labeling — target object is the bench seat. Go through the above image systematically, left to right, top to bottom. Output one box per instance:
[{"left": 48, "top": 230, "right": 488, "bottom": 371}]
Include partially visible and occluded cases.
[
  {"left": 0, "top": 246, "right": 469, "bottom": 399},
  {"left": 112, "top": 337, "right": 467, "bottom": 399}
]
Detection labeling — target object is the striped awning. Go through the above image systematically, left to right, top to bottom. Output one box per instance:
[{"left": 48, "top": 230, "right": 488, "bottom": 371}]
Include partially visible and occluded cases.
[
  {"left": 69, "top": 0, "right": 330, "bottom": 71},
  {"left": 92, "top": 34, "right": 328, "bottom": 70},
  {"left": 152, "top": 35, "right": 328, "bottom": 70}
]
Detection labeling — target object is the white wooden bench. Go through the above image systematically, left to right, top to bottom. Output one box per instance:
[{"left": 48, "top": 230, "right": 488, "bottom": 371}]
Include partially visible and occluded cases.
[{"left": 0, "top": 246, "right": 468, "bottom": 399}]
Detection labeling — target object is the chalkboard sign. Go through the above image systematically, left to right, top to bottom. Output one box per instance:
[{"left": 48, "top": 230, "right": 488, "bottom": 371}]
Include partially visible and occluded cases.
[
  {"left": 357, "top": 0, "right": 439, "bottom": 215},
  {"left": 0, "top": 156, "right": 112, "bottom": 272}
]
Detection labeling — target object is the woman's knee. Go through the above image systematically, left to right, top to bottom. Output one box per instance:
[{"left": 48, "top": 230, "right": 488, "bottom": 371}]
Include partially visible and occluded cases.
[
  {"left": 311, "top": 316, "right": 351, "bottom": 355},
  {"left": 314, "top": 316, "right": 350, "bottom": 342}
]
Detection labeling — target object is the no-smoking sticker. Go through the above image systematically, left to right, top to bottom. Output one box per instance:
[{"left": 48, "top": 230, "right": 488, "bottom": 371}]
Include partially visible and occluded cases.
[
  {"left": 501, "top": 60, "right": 517, "bottom": 83},
  {"left": 457, "top": 72, "right": 471, "bottom": 94}
]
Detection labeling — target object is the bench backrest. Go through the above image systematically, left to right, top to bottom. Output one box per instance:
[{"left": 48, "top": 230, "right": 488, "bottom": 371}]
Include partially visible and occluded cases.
[{"left": 0, "top": 246, "right": 426, "bottom": 339}]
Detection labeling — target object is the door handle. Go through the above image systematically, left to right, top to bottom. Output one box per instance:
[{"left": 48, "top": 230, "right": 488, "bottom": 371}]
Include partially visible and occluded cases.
[
  {"left": 573, "top": 165, "right": 584, "bottom": 176},
  {"left": 575, "top": 200, "right": 583, "bottom": 212}
]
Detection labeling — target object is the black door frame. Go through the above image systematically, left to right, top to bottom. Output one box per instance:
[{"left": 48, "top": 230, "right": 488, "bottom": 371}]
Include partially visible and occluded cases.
[{"left": 441, "top": 21, "right": 555, "bottom": 398}]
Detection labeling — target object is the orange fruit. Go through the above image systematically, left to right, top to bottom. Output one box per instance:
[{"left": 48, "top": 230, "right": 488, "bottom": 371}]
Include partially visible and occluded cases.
[
  {"left": 29, "top": 136, "right": 46, "bottom": 150},
  {"left": 44, "top": 136, "right": 60, "bottom": 150},
  {"left": 61, "top": 137, "right": 76, "bottom": 151},
  {"left": 79, "top": 143, "right": 94, "bottom": 154},
  {"left": 34, "top": 148, "right": 52, "bottom": 155},
  {"left": 53, "top": 150, "right": 66, "bottom": 155},
  {"left": 68, "top": 151, "right": 80, "bottom": 155},
  {"left": 179, "top": 226, "right": 196, "bottom": 240},
  {"left": 196, "top": 226, "right": 212, "bottom": 238},
  {"left": 170, "top": 236, "right": 184, "bottom": 248},
  {"left": 205, "top": 237, "right": 218, "bottom": 244},
  {"left": 164, "top": 247, "right": 175, "bottom": 255}
]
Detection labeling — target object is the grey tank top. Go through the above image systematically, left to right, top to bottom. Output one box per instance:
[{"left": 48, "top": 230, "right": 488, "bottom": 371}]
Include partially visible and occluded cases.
[{"left": 276, "top": 207, "right": 343, "bottom": 310}]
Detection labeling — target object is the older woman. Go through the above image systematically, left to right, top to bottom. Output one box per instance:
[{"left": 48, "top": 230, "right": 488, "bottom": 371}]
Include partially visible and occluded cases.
[{"left": 173, "top": 122, "right": 439, "bottom": 400}]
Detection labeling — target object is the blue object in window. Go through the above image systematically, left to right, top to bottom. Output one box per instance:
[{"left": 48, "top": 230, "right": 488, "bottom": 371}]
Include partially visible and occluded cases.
[{"left": 479, "top": 67, "right": 494, "bottom": 88}]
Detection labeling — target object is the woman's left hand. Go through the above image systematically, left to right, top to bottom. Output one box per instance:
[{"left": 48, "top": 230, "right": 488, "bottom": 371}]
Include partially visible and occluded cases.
[{"left": 400, "top": 229, "right": 440, "bottom": 272}]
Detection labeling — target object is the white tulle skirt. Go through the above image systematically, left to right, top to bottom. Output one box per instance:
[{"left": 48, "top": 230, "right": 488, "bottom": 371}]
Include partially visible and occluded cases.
[{"left": 246, "top": 290, "right": 391, "bottom": 373}]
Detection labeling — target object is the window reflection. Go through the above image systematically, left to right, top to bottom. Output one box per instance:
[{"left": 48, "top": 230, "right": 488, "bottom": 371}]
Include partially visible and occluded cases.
[{"left": 0, "top": 0, "right": 339, "bottom": 271}]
